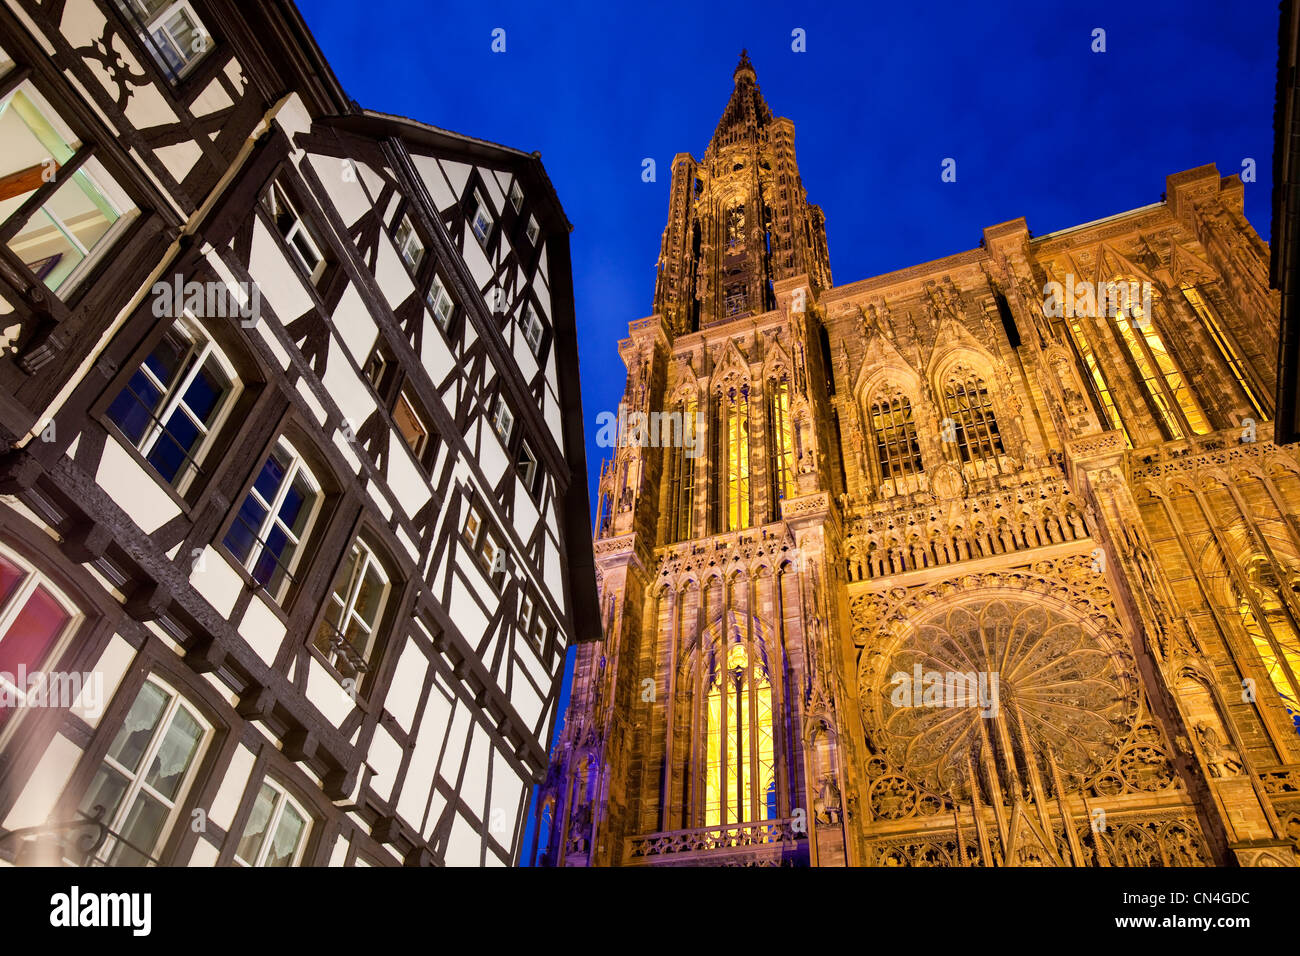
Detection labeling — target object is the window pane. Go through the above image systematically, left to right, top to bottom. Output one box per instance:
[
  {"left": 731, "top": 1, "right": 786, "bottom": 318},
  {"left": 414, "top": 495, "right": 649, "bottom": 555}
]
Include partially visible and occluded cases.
[
  {"left": 253, "top": 450, "right": 288, "bottom": 502},
  {"left": 280, "top": 473, "right": 315, "bottom": 535},
  {"left": 0, "top": 554, "right": 26, "bottom": 609},
  {"left": 353, "top": 562, "right": 386, "bottom": 628},
  {"left": 0, "top": 586, "right": 71, "bottom": 675},
  {"left": 106, "top": 681, "right": 170, "bottom": 773},
  {"left": 144, "top": 703, "right": 203, "bottom": 800},
  {"left": 78, "top": 766, "right": 131, "bottom": 825},
  {"left": 235, "top": 783, "right": 276, "bottom": 864},
  {"left": 109, "top": 791, "right": 169, "bottom": 865},
  {"left": 266, "top": 801, "right": 306, "bottom": 867}
]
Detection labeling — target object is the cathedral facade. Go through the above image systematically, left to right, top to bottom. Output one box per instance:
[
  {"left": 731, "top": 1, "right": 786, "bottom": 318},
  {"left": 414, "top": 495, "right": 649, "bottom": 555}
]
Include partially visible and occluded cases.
[{"left": 537, "top": 52, "right": 1300, "bottom": 867}]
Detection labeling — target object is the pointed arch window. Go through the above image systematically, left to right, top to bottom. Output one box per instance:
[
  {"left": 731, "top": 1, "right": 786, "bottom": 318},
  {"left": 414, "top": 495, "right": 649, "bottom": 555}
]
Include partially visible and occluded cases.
[
  {"left": 1180, "top": 283, "right": 1267, "bottom": 420},
  {"left": 1108, "top": 284, "right": 1209, "bottom": 439},
  {"left": 1063, "top": 315, "right": 1130, "bottom": 446},
  {"left": 942, "top": 368, "right": 1004, "bottom": 475},
  {"left": 768, "top": 376, "right": 796, "bottom": 506},
  {"left": 713, "top": 384, "right": 751, "bottom": 532},
  {"left": 868, "top": 387, "right": 923, "bottom": 495},
  {"left": 668, "top": 391, "right": 697, "bottom": 542},
  {"left": 1235, "top": 557, "right": 1300, "bottom": 735},
  {"left": 705, "top": 641, "right": 775, "bottom": 826}
]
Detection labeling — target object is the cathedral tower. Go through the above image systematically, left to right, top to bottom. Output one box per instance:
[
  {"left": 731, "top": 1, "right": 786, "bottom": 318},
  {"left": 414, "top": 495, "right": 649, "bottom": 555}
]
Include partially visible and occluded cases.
[{"left": 537, "top": 54, "right": 1300, "bottom": 868}]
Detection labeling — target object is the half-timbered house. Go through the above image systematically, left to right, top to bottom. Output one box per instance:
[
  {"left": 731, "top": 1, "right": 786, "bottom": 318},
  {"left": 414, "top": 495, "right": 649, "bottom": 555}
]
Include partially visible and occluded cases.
[{"left": 0, "top": 0, "right": 597, "bottom": 867}]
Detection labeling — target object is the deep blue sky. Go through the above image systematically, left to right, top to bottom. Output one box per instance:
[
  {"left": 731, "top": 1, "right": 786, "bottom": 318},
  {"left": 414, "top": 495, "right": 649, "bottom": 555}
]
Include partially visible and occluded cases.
[{"left": 296, "top": 0, "right": 1279, "bottom": 862}]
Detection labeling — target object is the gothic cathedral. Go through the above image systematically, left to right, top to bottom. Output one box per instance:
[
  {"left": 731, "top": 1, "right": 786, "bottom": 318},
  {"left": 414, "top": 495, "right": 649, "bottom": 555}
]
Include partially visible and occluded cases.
[{"left": 537, "top": 52, "right": 1300, "bottom": 867}]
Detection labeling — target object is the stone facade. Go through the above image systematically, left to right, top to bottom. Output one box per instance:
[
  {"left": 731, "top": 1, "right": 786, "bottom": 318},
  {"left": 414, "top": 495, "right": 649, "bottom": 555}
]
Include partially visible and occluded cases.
[{"left": 536, "top": 53, "right": 1300, "bottom": 867}]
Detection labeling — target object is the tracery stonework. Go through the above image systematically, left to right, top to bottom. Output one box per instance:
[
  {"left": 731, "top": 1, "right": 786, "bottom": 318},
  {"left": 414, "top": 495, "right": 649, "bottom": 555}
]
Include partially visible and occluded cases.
[{"left": 537, "top": 53, "right": 1300, "bottom": 867}]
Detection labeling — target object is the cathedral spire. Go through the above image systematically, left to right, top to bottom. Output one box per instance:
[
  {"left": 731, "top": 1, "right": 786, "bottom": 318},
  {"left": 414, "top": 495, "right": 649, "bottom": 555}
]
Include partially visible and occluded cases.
[{"left": 708, "top": 49, "right": 773, "bottom": 154}]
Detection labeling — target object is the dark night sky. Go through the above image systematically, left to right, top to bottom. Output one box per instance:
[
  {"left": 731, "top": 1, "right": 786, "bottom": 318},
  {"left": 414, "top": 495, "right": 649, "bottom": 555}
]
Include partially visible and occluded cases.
[{"left": 295, "top": 0, "right": 1280, "bottom": 861}]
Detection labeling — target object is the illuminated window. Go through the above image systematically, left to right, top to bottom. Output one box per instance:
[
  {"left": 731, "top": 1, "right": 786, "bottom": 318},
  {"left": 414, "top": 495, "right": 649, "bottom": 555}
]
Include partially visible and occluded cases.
[
  {"left": 114, "top": 0, "right": 212, "bottom": 83},
  {"left": 0, "top": 84, "right": 136, "bottom": 295},
  {"left": 261, "top": 181, "right": 328, "bottom": 285},
  {"left": 393, "top": 214, "right": 425, "bottom": 272},
  {"left": 1181, "top": 283, "right": 1266, "bottom": 420},
  {"left": 1110, "top": 286, "right": 1209, "bottom": 439},
  {"left": 1065, "top": 314, "right": 1130, "bottom": 446},
  {"left": 106, "top": 316, "right": 240, "bottom": 494},
  {"left": 942, "top": 369, "right": 1003, "bottom": 475},
  {"left": 768, "top": 377, "right": 796, "bottom": 505},
  {"left": 717, "top": 385, "right": 751, "bottom": 532},
  {"left": 394, "top": 388, "right": 430, "bottom": 462},
  {"left": 869, "top": 388, "right": 923, "bottom": 494},
  {"left": 668, "top": 394, "right": 696, "bottom": 542},
  {"left": 223, "top": 440, "right": 323, "bottom": 604},
  {"left": 314, "top": 539, "right": 390, "bottom": 684},
  {"left": 0, "top": 549, "right": 80, "bottom": 731},
  {"left": 1235, "top": 557, "right": 1300, "bottom": 736},
  {"left": 705, "top": 641, "right": 775, "bottom": 826},
  {"left": 77, "top": 677, "right": 209, "bottom": 866},
  {"left": 234, "top": 779, "right": 311, "bottom": 867}
]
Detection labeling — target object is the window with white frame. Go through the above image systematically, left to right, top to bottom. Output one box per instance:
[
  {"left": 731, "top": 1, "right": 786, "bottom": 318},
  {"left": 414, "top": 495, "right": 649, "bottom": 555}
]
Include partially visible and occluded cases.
[
  {"left": 114, "top": 0, "right": 212, "bottom": 82},
  {"left": 0, "top": 81, "right": 137, "bottom": 296},
  {"left": 261, "top": 180, "right": 328, "bottom": 285},
  {"left": 508, "top": 180, "right": 524, "bottom": 212},
  {"left": 468, "top": 188, "right": 494, "bottom": 245},
  {"left": 394, "top": 214, "right": 425, "bottom": 272},
  {"left": 525, "top": 215, "right": 540, "bottom": 246},
  {"left": 426, "top": 274, "right": 455, "bottom": 331},
  {"left": 520, "top": 302, "right": 544, "bottom": 356},
  {"left": 105, "top": 315, "right": 241, "bottom": 494},
  {"left": 491, "top": 395, "right": 514, "bottom": 445},
  {"left": 223, "top": 440, "right": 324, "bottom": 604},
  {"left": 517, "top": 441, "right": 538, "bottom": 493},
  {"left": 461, "top": 496, "right": 505, "bottom": 584},
  {"left": 313, "top": 539, "right": 391, "bottom": 683},
  {"left": 0, "top": 548, "right": 81, "bottom": 733},
  {"left": 77, "top": 677, "right": 210, "bottom": 866},
  {"left": 234, "top": 778, "right": 311, "bottom": 866}
]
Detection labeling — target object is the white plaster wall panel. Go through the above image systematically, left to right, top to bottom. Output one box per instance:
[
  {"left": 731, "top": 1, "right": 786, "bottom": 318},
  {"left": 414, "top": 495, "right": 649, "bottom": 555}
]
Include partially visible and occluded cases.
[
  {"left": 223, "top": 59, "right": 246, "bottom": 92},
  {"left": 191, "top": 77, "right": 234, "bottom": 118},
  {"left": 273, "top": 95, "right": 314, "bottom": 142},
  {"left": 155, "top": 141, "right": 202, "bottom": 181},
  {"left": 308, "top": 153, "right": 371, "bottom": 227},
  {"left": 412, "top": 155, "right": 455, "bottom": 212},
  {"left": 438, "top": 160, "right": 470, "bottom": 202},
  {"left": 356, "top": 162, "right": 386, "bottom": 200},
  {"left": 478, "top": 166, "right": 505, "bottom": 215},
  {"left": 492, "top": 170, "right": 512, "bottom": 201},
  {"left": 249, "top": 222, "right": 315, "bottom": 327},
  {"left": 462, "top": 228, "right": 494, "bottom": 289},
  {"left": 375, "top": 241, "right": 417, "bottom": 312},
  {"left": 538, "top": 247, "right": 548, "bottom": 283},
  {"left": 531, "top": 274, "right": 552, "bottom": 321},
  {"left": 329, "top": 284, "right": 380, "bottom": 367},
  {"left": 255, "top": 314, "right": 292, "bottom": 370},
  {"left": 421, "top": 331, "right": 454, "bottom": 391},
  {"left": 512, "top": 333, "right": 539, "bottom": 383},
  {"left": 320, "top": 351, "right": 373, "bottom": 439},
  {"left": 296, "top": 379, "right": 329, "bottom": 428},
  {"left": 544, "top": 395, "right": 564, "bottom": 449},
  {"left": 479, "top": 427, "right": 510, "bottom": 487},
  {"left": 333, "top": 430, "right": 363, "bottom": 473},
  {"left": 386, "top": 434, "right": 430, "bottom": 518},
  {"left": 96, "top": 439, "right": 180, "bottom": 534},
  {"left": 513, "top": 479, "right": 539, "bottom": 543},
  {"left": 367, "top": 484, "right": 393, "bottom": 523},
  {"left": 395, "top": 525, "right": 419, "bottom": 565},
  {"left": 544, "top": 542, "right": 564, "bottom": 617},
  {"left": 190, "top": 545, "right": 244, "bottom": 619},
  {"left": 448, "top": 574, "right": 490, "bottom": 646},
  {"left": 238, "top": 595, "right": 287, "bottom": 667},
  {"left": 70, "top": 634, "right": 134, "bottom": 728},
  {"left": 384, "top": 640, "right": 426, "bottom": 732},
  {"left": 305, "top": 657, "right": 353, "bottom": 727},
  {"left": 511, "top": 678, "right": 544, "bottom": 731},
  {"left": 441, "top": 696, "right": 472, "bottom": 778},
  {"left": 395, "top": 716, "right": 440, "bottom": 825},
  {"left": 460, "top": 722, "right": 491, "bottom": 816},
  {"left": 366, "top": 725, "right": 403, "bottom": 803},
  {"left": 2, "top": 733, "right": 81, "bottom": 829},
  {"left": 208, "top": 744, "right": 257, "bottom": 830},
  {"left": 489, "top": 758, "right": 525, "bottom": 838},
  {"left": 424, "top": 786, "right": 448, "bottom": 843},
  {"left": 446, "top": 814, "right": 480, "bottom": 866},
  {"left": 328, "top": 835, "right": 349, "bottom": 866},
  {"left": 188, "top": 840, "right": 219, "bottom": 866}
]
